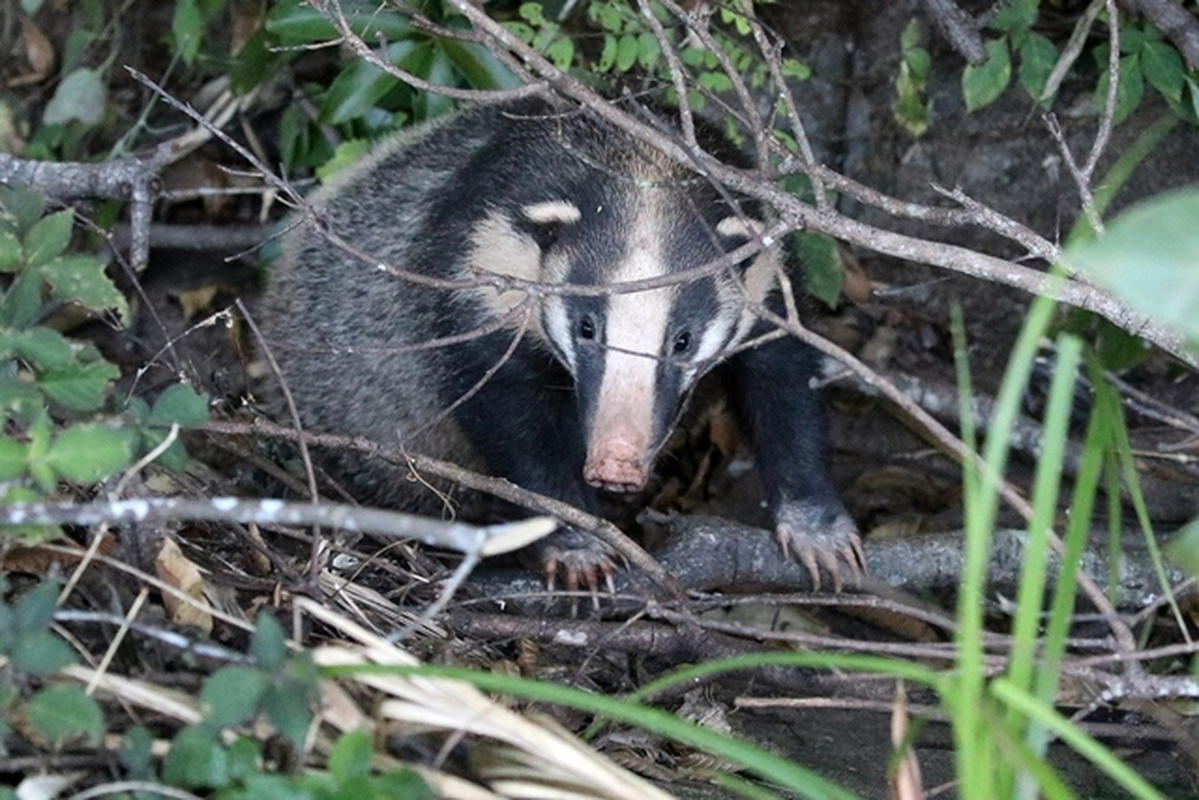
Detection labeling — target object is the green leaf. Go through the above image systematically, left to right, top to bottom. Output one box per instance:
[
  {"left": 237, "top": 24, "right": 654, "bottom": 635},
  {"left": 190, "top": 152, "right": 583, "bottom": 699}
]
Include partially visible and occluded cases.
[
  {"left": 172, "top": 0, "right": 203, "bottom": 64},
  {"left": 264, "top": 0, "right": 337, "bottom": 44},
  {"left": 988, "top": 0, "right": 1037, "bottom": 33},
  {"left": 900, "top": 17, "right": 921, "bottom": 51},
  {"left": 636, "top": 31, "right": 660, "bottom": 70},
  {"left": 1018, "top": 33, "right": 1058, "bottom": 104},
  {"left": 597, "top": 34, "right": 617, "bottom": 72},
  {"left": 615, "top": 34, "right": 638, "bottom": 73},
  {"left": 546, "top": 37, "right": 575, "bottom": 71},
  {"left": 963, "top": 39, "right": 1012, "bottom": 112},
  {"left": 319, "top": 40, "right": 415, "bottom": 125},
  {"left": 440, "top": 40, "right": 519, "bottom": 90},
  {"left": 1140, "top": 40, "right": 1183, "bottom": 103},
  {"left": 1095, "top": 51, "right": 1144, "bottom": 126},
  {"left": 42, "top": 69, "right": 107, "bottom": 127},
  {"left": 697, "top": 72, "right": 733, "bottom": 92},
  {"left": 0, "top": 187, "right": 46, "bottom": 235},
  {"left": 1065, "top": 189, "right": 1199, "bottom": 347},
  {"left": 22, "top": 209, "right": 73, "bottom": 268},
  {"left": 0, "top": 231, "right": 21, "bottom": 272},
  {"left": 796, "top": 233, "right": 843, "bottom": 308},
  {"left": 39, "top": 254, "right": 129, "bottom": 323},
  {"left": 0, "top": 269, "right": 45, "bottom": 330},
  {"left": 7, "top": 327, "right": 75, "bottom": 370},
  {"left": 38, "top": 359, "right": 120, "bottom": 412},
  {"left": 0, "top": 376, "right": 42, "bottom": 427},
  {"left": 148, "top": 383, "right": 209, "bottom": 429},
  {"left": 43, "top": 423, "right": 134, "bottom": 483},
  {"left": 0, "top": 436, "right": 27, "bottom": 480},
  {"left": 1166, "top": 516, "right": 1199, "bottom": 578},
  {"left": 13, "top": 581, "right": 58, "bottom": 634},
  {"left": 250, "top": 613, "right": 288, "bottom": 670},
  {"left": 11, "top": 630, "right": 75, "bottom": 676},
  {"left": 201, "top": 666, "right": 268, "bottom": 727},
  {"left": 262, "top": 678, "right": 315, "bottom": 750},
  {"left": 25, "top": 685, "right": 104, "bottom": 746},
  {"left": 162, "top": 724, "right": 227, "bottom": 789},
  {"left": 118, "top": 726, "right": 155, "bottom": 779},
  {"left": 328, "top": 729, "right": 373, "bottom": 780}
]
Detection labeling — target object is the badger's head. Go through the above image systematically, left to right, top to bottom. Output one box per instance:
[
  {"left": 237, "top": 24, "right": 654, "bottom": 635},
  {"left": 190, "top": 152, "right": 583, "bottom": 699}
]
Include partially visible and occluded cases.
[{"left": 468, "top": 168, "right": 779, "bottom": 493}]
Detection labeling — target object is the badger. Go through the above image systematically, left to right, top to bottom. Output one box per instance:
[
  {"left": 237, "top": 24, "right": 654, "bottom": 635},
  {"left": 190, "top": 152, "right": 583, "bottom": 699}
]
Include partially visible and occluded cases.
[{"left": 258, "top": 97, "right": 863, "bottom": 591}]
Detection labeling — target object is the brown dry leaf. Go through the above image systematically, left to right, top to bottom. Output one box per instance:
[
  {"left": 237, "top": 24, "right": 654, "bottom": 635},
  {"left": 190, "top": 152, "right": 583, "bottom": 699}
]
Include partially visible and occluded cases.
[
  {"left": 7, "top": 16, "right": 55, "bottom": 87},
  {"left": 3, "top": 535, "right": 115, "bottom": 574},
  {"left": 154, "top": 537, "right": 213, "bottom": 634}
]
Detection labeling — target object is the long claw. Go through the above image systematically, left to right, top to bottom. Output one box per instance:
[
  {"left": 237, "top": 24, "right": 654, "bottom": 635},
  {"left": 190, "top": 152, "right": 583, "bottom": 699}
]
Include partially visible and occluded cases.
[{"left": 775, "top": 501, "right": 864, "bottom": 593}]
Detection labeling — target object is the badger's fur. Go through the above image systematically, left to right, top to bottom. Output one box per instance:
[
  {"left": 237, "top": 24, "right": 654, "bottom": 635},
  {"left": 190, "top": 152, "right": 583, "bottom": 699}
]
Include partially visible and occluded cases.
[{"left": 259, "top": 97, "right": 862, "bottom": 588}]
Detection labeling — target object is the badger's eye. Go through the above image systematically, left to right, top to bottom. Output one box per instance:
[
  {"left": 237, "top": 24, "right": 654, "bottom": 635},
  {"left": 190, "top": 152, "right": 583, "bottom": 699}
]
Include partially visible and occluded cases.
[
  {"left": 521, "top": 221, "right": 562, "bottom": 251},
  {"left": 578, "top": 316, "right": 596, "bottom": 340},
  {"left": 672, "top": 331, "right": 692, "bottom": 354}
]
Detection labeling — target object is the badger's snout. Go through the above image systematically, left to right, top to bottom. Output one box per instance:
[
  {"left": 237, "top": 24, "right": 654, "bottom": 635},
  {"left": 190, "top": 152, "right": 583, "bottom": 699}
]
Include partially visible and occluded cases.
[{"left": 583, "top": 438, "right": 650, "bottom": 493}]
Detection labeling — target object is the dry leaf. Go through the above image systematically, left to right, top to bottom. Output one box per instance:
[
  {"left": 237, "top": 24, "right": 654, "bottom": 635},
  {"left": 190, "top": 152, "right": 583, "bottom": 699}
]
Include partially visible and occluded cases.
[
  {"left": 7, "top": 16, "right": 55, "bottom": 87},
  {"left": 154, "top": 537, "right": 213, "bottom": 633}
]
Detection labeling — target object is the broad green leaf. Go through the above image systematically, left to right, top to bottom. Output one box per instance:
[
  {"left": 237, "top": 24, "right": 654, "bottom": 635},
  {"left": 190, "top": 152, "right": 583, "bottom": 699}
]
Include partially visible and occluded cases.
[
  {"left": 172, "top": 0, "right": 203, "bottom": 64},
  {"left": 263, "top": 0, "right": 337, "bottom": 43},
  {"left": 988, "top": 0, "right": 1037, "bottom": 33},
  {"left": 636, "top": 31, "right": 660, "bottom": 70},
  {"left": 1018, "top": 33, "right": 1058, "bottom": 104},
  {"left": 597, "top": 34, "right": 617, "bottom": 72},
  {"left": 615, "top": 34, "right": 638, "bottom": 73},
  {"left": 547, "top": 37, "right": 575, "bottom": 71},
  {"left": 963, "top": 39, "right": 1012, "bottom": 112},
  {"left": 320, "top": 40, "right": 416, "bottom": 125},
  {"left": 440, "top": 40, "right": 519, "bottom": 90},
  {"left": 1141, "top": 40, "right": 1183, "bottom": 102},
  {"left": 1096, "top": 52, "right": 1145, "bottom": 126},
  {"left": 42, "top": 69, "right": 106, "bottom": 127},
  {"left": 697, "top": 72, "right": 733, "bottom": 93},
  {"left": 0, "top": 187, "right": 45, "bottom": 235},
  {"left": 1066, "top": 189, "right": 1199, "bottom": 347},
  {"left": 22, "top": 209, "right": 73, "bottom": 268},
  {"left": 0, "top": 231, "right": 20, "bottom": 272},
  {"left": 796, "top": 233, "right": 845, "bottom": 308},
  {"left": 39, "top": 254, "right": 129, "bottom": 323},
  {"left": 0, "top": 269, "right": 46, "bottom": 330},
  {"left": 8, "top": 327, "right": 75, "bottom": 370},
  {"left": 38, "top": 359, "right": 119, "bottom": 412},
  {"left": 0, "top": 376, "right": 42, "bottom": 426},
  {"left": 148, "top": 383, "right": 209, "bottom": 429},
  {"left": 43, "top": 423, "right": 133, "bottom": 483},
  {"left": 0, "top": 437, "right": 28, "bottom": 480},
  {"left": 1166, "top": 516, "right": 1199, "bottom": 578},
  {"left": 13, "top": 581, "right": 58, "bottom": 633},
  {"left": 250, "top": 613, "right": 288, "bottom": 670},
  {"left": 11, "top": 630, "right": 74, "bottom": 676},
  {"left": 201, "top": 666, "right": 268, "bottom": 727},
  {"left": 263, "top": 673, "right": 317, "bottom": 750},
  {"left": 25, "top": 685, "right": 104, "bottom": 746},
  {"left": 162, "top": 724, "right": 227, "bottom": 789},
  {"left": 119, "top": 726, "right": 155, "bottom": 779},
  {"left": 328, "top": 729, "right": 373, "bottom": 780}
]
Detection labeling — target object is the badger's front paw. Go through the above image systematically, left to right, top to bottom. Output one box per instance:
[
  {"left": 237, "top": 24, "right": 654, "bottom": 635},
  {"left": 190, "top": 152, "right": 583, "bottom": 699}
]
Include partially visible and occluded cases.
[
  {"left": 775, "top": 500, "right": 865, "bottom": 592},
  {"left": 530, "top": 527, "right": 618, "bottom": 596}
]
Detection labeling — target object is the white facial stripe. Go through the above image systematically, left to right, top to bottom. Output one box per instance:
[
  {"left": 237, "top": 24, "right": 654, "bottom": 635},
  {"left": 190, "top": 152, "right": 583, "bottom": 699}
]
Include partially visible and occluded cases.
[
  {"left": 522, "top": 200, "right": 582, "bottom": 224},
  {"left": 716, "top": 215, "right": 764, "bottom": 240},
  {"left": 543, "top": 295, "right": 575, "bottom": 373},
  {"left": 694, "top": 314, "right": 733, "bottom": 363}
]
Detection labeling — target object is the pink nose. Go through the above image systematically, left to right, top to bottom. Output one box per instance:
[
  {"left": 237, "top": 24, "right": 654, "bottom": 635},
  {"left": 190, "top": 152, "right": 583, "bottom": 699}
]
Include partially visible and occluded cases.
[{"left": 583, "top": 439, "right": 648, "bottom": 493}]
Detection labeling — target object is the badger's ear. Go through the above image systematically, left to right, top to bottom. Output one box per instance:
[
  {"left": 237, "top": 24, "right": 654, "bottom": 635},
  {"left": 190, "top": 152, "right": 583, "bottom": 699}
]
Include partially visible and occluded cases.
[
  {"left": 517, "top": 200, "right": 581, "bottom": 250},
  {"left": 715, "top": 215, "right": 765, "bottom": 241},
  {"left": 715, "top": 216, "right": 767, "bottom": 271}
]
